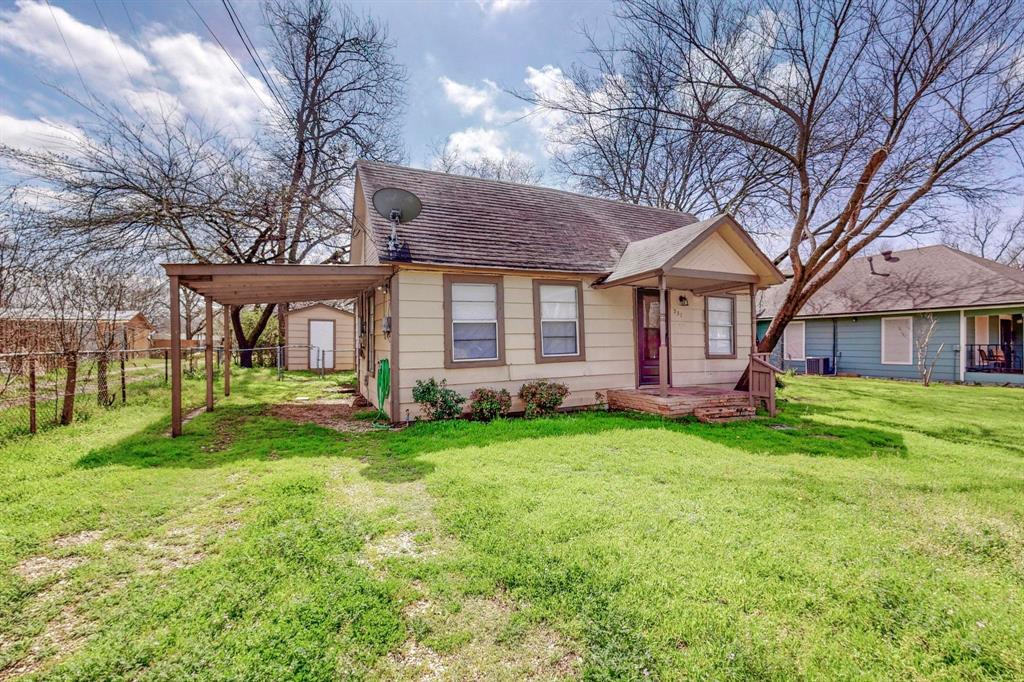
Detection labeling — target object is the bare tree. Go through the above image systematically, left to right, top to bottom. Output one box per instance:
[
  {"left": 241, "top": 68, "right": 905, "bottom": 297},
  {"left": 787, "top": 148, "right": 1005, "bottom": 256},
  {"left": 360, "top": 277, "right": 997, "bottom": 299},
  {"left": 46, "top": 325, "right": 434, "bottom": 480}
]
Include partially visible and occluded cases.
[
  {"left": 1, "top": 0, "right": 405, "bottom": 366},
  {"left": 535, "top": 0, "right": 1024, "bottom": 351},
  {"left": 540, "top": 37, "right": 782, "bottom": 225},
  {"left": 430, "top": 139, "right": 543, "bottom": 184},
  {"left": 944, "top": 208, "right": 1024, "bottom": 270},
  {"left": 915, "top": 313, "right": 945, "bottom": 387}
]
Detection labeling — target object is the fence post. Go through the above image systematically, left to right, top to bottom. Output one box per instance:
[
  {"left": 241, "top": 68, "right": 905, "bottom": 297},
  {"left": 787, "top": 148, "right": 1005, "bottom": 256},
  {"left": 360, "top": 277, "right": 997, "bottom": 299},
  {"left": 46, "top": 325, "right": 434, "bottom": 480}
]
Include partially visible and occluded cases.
[
  {"left": 277, "top": 346, "right": 283, "bottom": 381},
  {"left": 164, "top": 348, "right": 169, "bottom": 383},
  {"left": 120, "top": 349, "right": 127, "bottom": 404},
  {"left": 320, "top": 349, "right": 325, "bottom": 379},
  {"left": 28, "top": 355, "right": 37, "bottom": 435}
]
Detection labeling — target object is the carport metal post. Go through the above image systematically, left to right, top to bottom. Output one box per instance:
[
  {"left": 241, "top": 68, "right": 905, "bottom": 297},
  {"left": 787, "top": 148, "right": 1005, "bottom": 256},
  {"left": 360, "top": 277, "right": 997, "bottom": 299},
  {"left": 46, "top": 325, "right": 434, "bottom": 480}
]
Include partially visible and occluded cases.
[
  {"left": 170, "top": 276, "right": 182, "bottom": 436},
  {"left": 205, "top": 296, "right": 214, "bottom": 412},
  {"left": 223, "top": 304, "right": 231, "bottom": 396}
]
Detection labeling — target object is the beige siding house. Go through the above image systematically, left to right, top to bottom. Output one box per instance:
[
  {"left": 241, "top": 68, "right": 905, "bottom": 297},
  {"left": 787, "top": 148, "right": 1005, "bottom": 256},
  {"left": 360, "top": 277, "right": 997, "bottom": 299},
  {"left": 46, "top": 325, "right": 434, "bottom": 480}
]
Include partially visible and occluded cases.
[
  {"left": 349, "top": 161, "right": 784, "bottom": 421},
  {"left": 284, "top": 303, "right": 354, "bottom": 371}
]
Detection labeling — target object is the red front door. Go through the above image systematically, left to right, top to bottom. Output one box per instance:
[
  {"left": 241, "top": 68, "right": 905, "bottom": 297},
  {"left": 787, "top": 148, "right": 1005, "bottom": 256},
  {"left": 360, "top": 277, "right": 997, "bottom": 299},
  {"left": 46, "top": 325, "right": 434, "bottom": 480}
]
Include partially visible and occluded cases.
[{"left": 637, "top": 289, "right": 663, "bottom": 386}]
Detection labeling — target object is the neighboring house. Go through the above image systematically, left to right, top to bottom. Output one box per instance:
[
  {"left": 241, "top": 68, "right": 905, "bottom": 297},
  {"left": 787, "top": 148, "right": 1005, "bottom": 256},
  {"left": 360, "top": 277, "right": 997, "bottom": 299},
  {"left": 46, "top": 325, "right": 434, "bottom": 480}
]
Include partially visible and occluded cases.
[
  {"left": 347, "top": 161, "right": 785, "bottom": 420},
  {"left": 757, "top": 246, "right": 1024, "bottom": 385},
  {"left": 284, "top": 303, "right": 355, "bottom": 371},
  {"left": 0, "top": 310, "right": 154, "bottom": 353}
]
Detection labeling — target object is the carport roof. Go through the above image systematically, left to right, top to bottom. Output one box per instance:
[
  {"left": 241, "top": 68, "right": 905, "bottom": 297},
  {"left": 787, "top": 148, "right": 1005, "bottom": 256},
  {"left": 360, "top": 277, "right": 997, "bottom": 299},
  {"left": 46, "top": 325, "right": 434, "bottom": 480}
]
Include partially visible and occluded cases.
[{"left": 163, "top": 263, "right": 393, "bottom": 305}]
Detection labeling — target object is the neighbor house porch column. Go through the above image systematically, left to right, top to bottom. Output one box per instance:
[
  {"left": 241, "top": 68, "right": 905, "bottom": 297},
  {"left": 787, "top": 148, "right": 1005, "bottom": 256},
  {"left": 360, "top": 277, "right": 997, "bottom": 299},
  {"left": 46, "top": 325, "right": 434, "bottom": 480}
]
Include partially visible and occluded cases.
[
  {"left": 659, "top": 273, "right": 668, "bottom": 397},
  {"left": 170, "top": 276, "right": 182, "bottom": 437}
]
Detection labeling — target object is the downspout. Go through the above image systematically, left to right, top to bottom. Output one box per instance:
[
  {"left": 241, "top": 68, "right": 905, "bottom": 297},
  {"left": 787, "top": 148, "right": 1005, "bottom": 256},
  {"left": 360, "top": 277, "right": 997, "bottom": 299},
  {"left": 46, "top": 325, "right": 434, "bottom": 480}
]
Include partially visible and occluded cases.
[{"left": 832, "top": 318, "right": 838, "bottom": 375}]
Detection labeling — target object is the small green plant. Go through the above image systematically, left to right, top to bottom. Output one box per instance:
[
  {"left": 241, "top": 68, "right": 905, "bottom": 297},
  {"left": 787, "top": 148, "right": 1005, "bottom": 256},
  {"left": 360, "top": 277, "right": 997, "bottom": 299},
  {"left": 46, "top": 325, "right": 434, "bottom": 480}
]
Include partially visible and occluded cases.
[
  {"left": 411, "top": 378, "right": 466, "bottom": 420},
  {"left": 518, "top": 380, "right": 569, "bottom": 418},
  {"left": 468, "top": 387, "right": 512, "bottom": 422}
]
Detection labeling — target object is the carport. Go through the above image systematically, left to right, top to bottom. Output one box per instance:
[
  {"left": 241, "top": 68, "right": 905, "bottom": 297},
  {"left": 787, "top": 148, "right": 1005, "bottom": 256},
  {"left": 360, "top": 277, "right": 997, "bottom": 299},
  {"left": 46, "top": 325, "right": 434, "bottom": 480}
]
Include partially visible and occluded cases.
[{"left": 162, "top": 263, "right": 393, "bottom": 436}]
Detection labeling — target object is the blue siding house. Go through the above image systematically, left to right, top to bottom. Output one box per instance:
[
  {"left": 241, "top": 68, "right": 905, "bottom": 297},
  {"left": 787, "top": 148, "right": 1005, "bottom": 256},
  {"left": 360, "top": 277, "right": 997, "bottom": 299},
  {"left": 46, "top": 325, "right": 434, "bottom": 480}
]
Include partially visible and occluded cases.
[{"left": 758, "top": 246, "right": 1024, "bottom": 385}]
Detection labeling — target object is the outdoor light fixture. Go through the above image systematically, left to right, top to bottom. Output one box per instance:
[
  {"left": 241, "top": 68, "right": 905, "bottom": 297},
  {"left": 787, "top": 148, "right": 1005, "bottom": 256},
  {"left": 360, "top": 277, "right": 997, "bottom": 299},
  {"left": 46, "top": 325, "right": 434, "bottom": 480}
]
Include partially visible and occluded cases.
[{"left": 679, "top": 295, "right": 689, "bottom": 306}]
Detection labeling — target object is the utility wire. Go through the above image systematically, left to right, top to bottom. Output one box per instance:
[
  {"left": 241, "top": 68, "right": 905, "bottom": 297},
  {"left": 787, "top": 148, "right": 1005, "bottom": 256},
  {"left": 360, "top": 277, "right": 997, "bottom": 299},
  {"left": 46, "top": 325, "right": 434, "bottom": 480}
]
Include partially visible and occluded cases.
[
  {"left": 44, "top": 0, "right": 89, "bottom": 94},
  {"left": 92, "top": 0, "right": 138, "bottom": 91},
  {"left": 118, "top": 0, "right": 170, "bottom": 121},
  {"left": 185, "top": 0, "right": 272, "bottom": 111},
  {"left": 221, "top": 0, "right": 288, "bottom": 112}
]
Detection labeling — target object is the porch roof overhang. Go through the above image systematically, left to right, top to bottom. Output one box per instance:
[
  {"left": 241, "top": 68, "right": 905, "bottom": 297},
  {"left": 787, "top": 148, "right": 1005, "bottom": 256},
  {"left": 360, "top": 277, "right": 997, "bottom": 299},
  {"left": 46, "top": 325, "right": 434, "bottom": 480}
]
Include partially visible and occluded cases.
[
  {"left": 594, "top": 214, "right": 785, "bottom": 292},
  {"left": 162, "top": 263, "right": 393, "bottom": 305}
]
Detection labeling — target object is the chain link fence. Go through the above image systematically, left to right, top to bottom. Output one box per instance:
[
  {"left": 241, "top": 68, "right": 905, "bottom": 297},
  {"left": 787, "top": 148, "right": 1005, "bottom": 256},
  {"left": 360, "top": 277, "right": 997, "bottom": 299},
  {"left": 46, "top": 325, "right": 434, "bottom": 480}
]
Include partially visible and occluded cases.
[{"left": 0, "top": 344, "right": 334, "bottom": 443}]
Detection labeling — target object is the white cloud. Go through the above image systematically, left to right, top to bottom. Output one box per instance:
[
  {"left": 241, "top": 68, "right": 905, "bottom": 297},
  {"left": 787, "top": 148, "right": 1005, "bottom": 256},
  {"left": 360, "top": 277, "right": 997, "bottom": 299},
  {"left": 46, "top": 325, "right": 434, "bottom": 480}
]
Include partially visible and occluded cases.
[
  {"left": 0, "top": 0, "right": 151, "bottom": 89},
  {"left": 476, "top": 0, "right": 533, "bottom": 15},
  {"left": 0, "top": 1, "right": 272, "bottom": 142},
  {"left": 148, "top": 33, "right": 272, "bottom": 134},
  {"left": 0, "top": 113, "right": 85, "bottom": 152},
  {"left": 446, "top": 127, "right": 509, "bottom": 162}
]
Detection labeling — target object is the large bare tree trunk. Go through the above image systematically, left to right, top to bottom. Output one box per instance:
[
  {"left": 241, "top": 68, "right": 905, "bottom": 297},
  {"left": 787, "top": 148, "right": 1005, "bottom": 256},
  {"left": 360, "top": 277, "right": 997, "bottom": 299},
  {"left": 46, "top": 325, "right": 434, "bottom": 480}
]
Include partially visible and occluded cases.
[
  {"left": 232, "top": 304, "right": 276, "bottom": 368},
  {"left": 60, "top": 352, "right": 78, "bottom": 425}
]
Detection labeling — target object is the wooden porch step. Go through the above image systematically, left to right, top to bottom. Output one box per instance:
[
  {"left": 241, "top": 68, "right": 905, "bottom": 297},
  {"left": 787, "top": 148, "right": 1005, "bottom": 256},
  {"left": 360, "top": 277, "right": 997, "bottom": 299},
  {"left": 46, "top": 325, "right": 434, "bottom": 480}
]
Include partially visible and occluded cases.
[{"left": 693, "top": 405, "right": 757, "bottom": 424}]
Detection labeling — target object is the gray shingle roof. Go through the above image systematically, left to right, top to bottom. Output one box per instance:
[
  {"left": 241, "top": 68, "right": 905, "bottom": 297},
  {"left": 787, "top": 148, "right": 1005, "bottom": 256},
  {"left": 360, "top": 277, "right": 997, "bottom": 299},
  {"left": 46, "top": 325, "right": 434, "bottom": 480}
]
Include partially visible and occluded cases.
[
  {"left": 355, "top": 160, "right": 702, "bottom": 273},
  {"left": 758, "top": 245, "right": 1024, "bottom": 318}
]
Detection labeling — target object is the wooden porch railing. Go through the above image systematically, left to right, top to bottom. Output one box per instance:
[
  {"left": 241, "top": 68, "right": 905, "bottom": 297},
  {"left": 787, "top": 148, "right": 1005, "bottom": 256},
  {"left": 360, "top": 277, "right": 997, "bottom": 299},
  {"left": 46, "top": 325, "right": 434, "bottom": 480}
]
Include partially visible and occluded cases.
[{"left": 748, "top": 352, "right": 781, "bottom": 416}]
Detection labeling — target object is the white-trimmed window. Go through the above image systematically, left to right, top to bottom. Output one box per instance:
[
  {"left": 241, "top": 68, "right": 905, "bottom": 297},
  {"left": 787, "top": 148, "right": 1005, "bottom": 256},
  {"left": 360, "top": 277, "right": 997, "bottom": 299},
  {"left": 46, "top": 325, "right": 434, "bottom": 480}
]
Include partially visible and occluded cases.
[
  {"left": 449, "top": 280, "right": 501, "bottom": 363},
  {"left": 538, "top": 284, "right": 580, "bottom": 357},
  {"left": 705, "top": 296, "right": 735, "bottom": 357},
  {"left": 881, "top": 316, "right": 913, "bottom": 365},
  {"left": 783, "top": 321, "right": 805, "bottom": 361}
]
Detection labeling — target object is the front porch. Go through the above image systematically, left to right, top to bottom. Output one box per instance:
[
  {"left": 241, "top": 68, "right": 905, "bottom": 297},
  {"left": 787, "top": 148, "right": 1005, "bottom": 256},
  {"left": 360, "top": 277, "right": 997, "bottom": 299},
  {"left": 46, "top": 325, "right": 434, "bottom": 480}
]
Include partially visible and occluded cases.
[{"left": 607, "top": 385, "right": 753, "bottom": 419}]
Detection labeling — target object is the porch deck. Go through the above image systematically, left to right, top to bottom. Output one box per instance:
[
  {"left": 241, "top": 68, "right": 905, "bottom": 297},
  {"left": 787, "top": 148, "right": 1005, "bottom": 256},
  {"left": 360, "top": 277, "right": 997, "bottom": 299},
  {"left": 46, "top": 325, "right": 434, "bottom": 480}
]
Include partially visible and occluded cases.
[{"left": 607, "top": 386, "right": 750, "bottom": 418}]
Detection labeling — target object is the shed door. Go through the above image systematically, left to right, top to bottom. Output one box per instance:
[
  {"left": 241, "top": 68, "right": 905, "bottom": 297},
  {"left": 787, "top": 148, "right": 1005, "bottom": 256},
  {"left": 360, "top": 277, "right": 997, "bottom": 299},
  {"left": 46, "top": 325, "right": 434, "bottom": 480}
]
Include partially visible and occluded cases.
[{"left": 309, "top": 320, "right": 334, "bottom": 369}]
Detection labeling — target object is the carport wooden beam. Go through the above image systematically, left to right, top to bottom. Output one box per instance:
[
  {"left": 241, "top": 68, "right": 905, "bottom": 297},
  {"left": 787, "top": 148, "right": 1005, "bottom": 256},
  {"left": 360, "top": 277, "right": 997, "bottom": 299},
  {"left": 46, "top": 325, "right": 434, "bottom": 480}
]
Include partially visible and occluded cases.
[{"left": 163, "top": 263, "right": 393, "bottom": 437}]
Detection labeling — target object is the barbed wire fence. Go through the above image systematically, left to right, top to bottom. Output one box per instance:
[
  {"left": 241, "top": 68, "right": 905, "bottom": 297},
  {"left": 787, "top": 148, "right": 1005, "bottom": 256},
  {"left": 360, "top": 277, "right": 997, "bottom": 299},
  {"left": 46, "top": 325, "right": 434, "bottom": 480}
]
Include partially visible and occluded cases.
[{"left": 0, "top": 344, "right": 345, "bottom": 443}]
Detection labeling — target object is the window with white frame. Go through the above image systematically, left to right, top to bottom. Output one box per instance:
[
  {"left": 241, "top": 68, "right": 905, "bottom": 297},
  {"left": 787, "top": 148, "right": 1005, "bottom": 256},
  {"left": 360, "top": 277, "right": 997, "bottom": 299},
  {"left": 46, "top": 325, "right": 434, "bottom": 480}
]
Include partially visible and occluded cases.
[
  {"left": 450, "top": 281, "right": 500, "bottom": 362},
  {"left": 538, "top": 283, "right": 581, "bottom": 358},
  {"left": 705, "top": 296, "right": 735, "bottom": 356},
  {"left": 881, "top": 316, "right": 913, "bottom": 364},
  {"left": 783, "top": 321, "right": 805, "bottom": 361}
]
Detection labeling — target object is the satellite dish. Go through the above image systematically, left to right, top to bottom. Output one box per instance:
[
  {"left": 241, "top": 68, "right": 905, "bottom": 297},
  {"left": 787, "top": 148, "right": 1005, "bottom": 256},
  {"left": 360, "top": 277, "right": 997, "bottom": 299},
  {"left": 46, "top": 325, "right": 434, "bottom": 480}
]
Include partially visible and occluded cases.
[{"left": 372, "top": 187, "right": 422, "bottom": 224}]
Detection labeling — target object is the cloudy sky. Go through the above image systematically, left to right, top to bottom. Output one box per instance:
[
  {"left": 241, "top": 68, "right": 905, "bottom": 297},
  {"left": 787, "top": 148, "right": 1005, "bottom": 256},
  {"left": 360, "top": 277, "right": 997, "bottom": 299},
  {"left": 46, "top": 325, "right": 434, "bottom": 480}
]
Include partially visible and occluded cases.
[{"left": 0, "top": 0, "right": 614, "bottom": 176}]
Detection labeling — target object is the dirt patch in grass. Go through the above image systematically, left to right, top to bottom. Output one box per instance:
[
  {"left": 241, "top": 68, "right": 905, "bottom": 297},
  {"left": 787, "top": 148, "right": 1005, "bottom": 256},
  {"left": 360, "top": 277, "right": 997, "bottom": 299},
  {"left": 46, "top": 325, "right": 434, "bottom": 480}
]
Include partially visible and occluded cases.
[
  {"left": 268, "top": 398, "right": 374, "bottom": 433},
  {"left": 52, "top": 530, "right": 103, "bottom": 549},
  {"left": 13, "top": 556, "right": 86, "bottom": 582},
  {"left": 0, "top": 579, "right": 91, "bottom": 681},
  {"left": 379, "top": 591, "right": 580, "bottom": 681}
]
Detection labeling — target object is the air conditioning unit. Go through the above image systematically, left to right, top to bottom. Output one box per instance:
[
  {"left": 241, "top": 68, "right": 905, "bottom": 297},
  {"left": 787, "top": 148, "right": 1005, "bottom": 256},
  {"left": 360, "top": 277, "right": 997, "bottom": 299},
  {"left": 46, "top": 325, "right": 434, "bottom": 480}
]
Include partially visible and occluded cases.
[{"left": 806, "top": 357, "right": 832, "bottom": 375}]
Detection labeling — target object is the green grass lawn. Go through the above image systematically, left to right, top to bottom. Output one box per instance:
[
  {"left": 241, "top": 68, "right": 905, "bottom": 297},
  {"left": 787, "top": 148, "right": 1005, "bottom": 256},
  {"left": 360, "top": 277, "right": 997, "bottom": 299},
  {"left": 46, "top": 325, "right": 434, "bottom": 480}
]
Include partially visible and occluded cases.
[{"left": 1, "top": 373, "right": 1021, "bottom": 680}]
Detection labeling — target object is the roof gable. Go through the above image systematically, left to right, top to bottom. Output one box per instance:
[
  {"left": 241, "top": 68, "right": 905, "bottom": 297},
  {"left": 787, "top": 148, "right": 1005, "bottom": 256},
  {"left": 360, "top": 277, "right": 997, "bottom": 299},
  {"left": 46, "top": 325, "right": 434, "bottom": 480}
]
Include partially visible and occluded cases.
[{"left": 601, "top": 214, "right": 783, "bottom": 287}]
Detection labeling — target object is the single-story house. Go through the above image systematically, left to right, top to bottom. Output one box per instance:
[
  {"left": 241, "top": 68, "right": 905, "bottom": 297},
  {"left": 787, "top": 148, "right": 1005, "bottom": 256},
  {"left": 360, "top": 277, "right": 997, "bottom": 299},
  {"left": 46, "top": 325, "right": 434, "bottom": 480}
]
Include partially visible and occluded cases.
[
  {"left": 163, "top": 160, "right": 787, "bottom": 432},
  {"left": 347, "top": 161, "right": 785, "bottom": 420},
  {"left": 757, "top": 246, "right": 1024, "bottom": 385},
  {"left": 284, "top": 303, "right": 355, "bottom": 371},
  {"left": 0, "top": 309, "right": 154, "bottom": 353}
]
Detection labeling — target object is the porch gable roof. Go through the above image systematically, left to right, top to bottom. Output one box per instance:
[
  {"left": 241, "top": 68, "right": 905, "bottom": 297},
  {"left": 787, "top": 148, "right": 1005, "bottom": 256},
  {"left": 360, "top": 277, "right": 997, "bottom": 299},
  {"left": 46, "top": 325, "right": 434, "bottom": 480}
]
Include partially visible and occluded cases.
[{"left": 598, "top": 214, "right": 785, "bottom": 288}]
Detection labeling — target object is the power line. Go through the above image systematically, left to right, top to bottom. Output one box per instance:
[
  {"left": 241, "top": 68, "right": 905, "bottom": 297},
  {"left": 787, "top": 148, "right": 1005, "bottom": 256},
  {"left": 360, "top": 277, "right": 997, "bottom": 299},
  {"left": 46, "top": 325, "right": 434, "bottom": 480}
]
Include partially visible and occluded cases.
[
  {"left": 44, "top": 0, "right": 89, "bottom": 94},
  {"left": 92, "top": 0, "right": 137, "bottom": 90},
  {"left": 118, "top": 0, "right": 170, "bottom": 121},
  {"left": 184, "top": 0, "right": 273, "bottom": 111},
  {"left": 221, "top": 0, "right": 288, "bottom": 112}
]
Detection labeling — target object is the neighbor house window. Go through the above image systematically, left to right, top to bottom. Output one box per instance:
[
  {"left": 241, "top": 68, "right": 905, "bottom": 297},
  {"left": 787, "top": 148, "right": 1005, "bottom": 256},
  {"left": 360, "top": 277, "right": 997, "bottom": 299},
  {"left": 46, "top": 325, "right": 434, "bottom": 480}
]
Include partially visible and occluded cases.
[
  {"left": 443, "top": 274, "right": 505, "bottom": 368},
  {"left": 533, "top": 280, "right": 586, "bottom": 363},
  {"left": 705, "top": 295, "right": 736, "bottom": 358},
  {"left": 881, "top": 316, "right": 913, "bottom": 365},
  {"left": 783, "top": 321, "right": 806, "bottom": 361}
]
